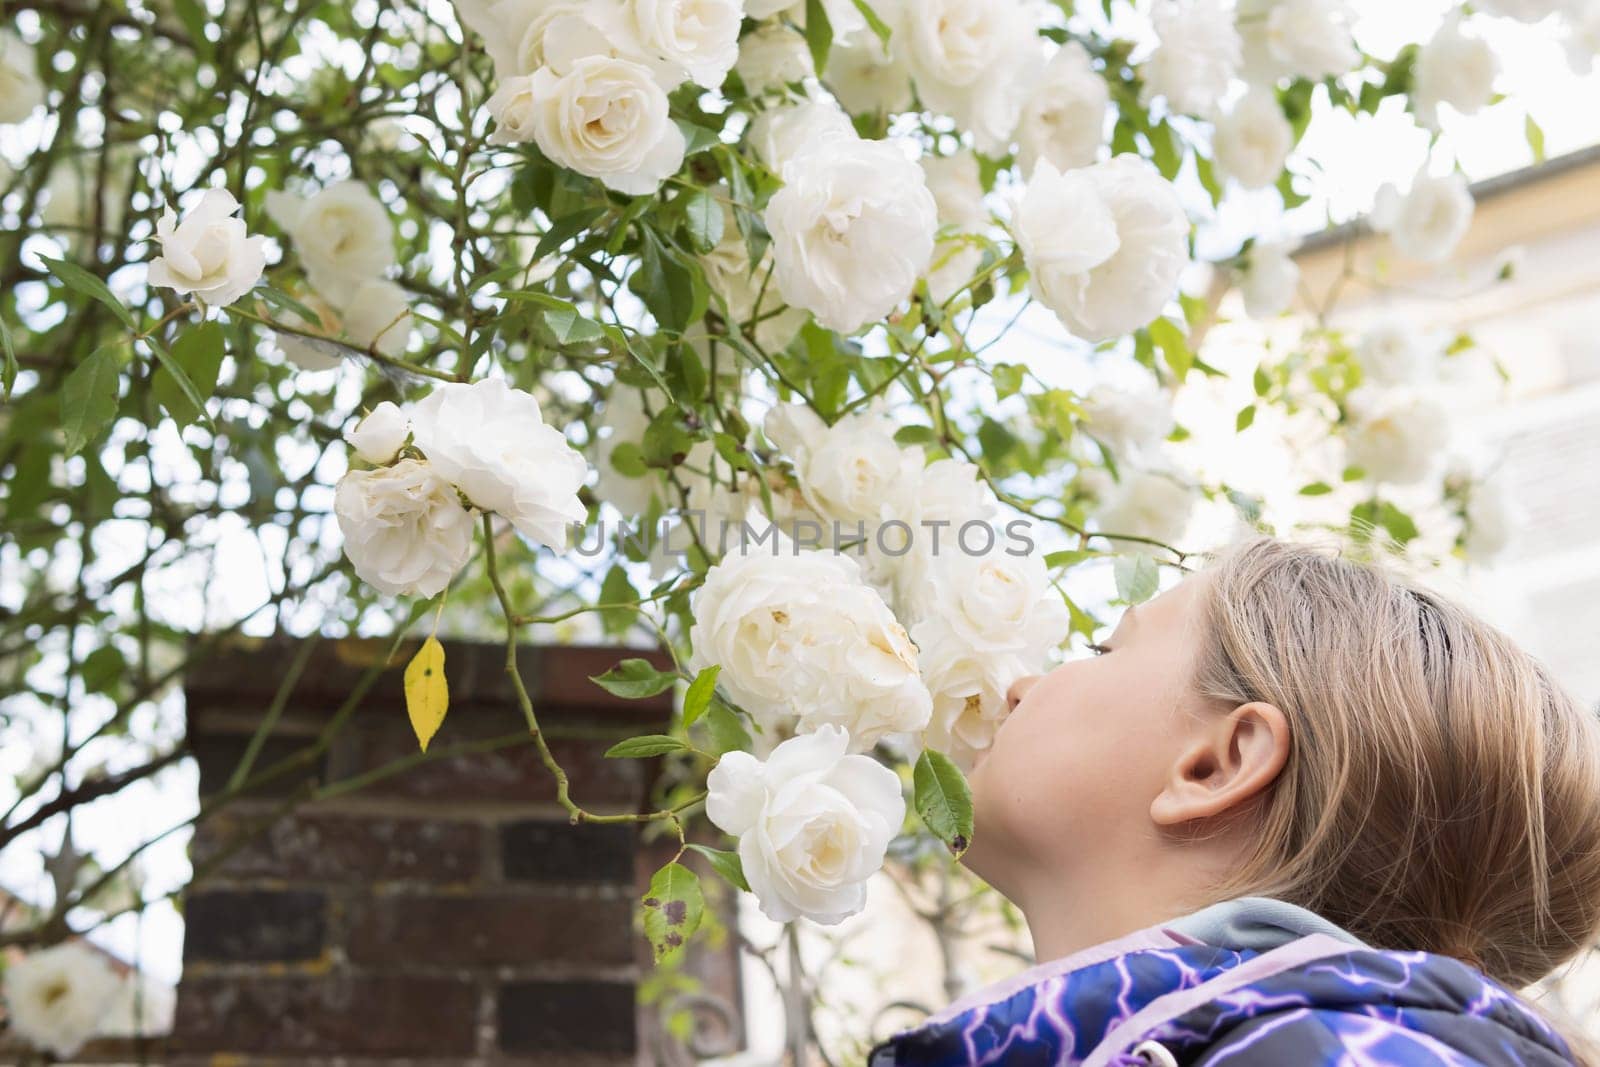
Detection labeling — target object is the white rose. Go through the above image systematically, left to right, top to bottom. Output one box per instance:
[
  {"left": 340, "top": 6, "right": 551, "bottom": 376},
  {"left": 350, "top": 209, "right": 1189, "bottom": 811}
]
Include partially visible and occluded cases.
[
  {"left": 454, "top": 0, "right": 592, "bottom": 78},
  {"left": 627, "top": 0, "right": 742, "bottom": 88},
  {"left": 761, "top": 0, "right": 867, "bottom": 36},
  {"left": 899, "top": 0, "right": 1042, "bottom": 153},
  {"left": 1140, "top": 0, "right": 1241, "bottom": 119},
  {"left": 1239, "top": 0, "right": 1358, "bottom": 83},
  {"left": 1476, "top": 0, "right": 1561, "bottom": 21},
  {"left": 1561, "top": 2, "right": 1599, "bottom": 74},
  {"left": 1412, "top": 14, "right": 1498, "bottom": 129},
  {"left": 735, "top": 21, "right": 814, "bottom": 93},
  {"left": 827, "top": 27, "right": 914, "bottom": 115},
  {"left": 0, "top": 30, "right": 44, "bottom": 124},
  {"left": 1016, "top": 42, "right": 1109, "bottom": 177},
  {"left": 528, "top": 51, "right": 686, "bottom": 195},
  {"left": 485, "top": 74, "right": 539, "bottom": 145},
  {"left": 1212, "top": 89, "right": 1293, "bottom": 191},
  {"left": 749, "top": 94, "right": 856, "bottom": 172},
  {"left": 765, "top": 134, "right": 937, "bottom": 334},
  {"left": 920, "top": 151, "right": 989, "bottom": 304},
  {"left": 1014, "top": 157, "right": 1189, "bottom": 343},
  {"left": 1371, "top": 169, "right": 1474, "bottom": 263},
  {"left": 264, "top": 181, "right": 396, "bottom": 310},
  {"left": 146, "top": 188, "right": 268, "bottom": 308},
  {"left": 1238, "top": 239, "right": 1300, "bottom": 319},
  {"left": 339, "top": 278, "right": 412, "bottom": 358},
  {"left": 1355, "top": 320, "right": 1433, "bottom": 385},
  {"left": 409, "top": 378, "right": 590, "bottom": 549},
  {"left": 1079, "top": 383, "right": 1174, "bottom": 461},
  {"left": 1344, "top": 386, "right": 1451, "bottom": 485},
  {"left": 344, "top": 401, "right": 411, "bottom": 465},
  {"left": 764, "top": 405, "right": 922, "bottom": 526},
  {"left": 878, "top": 457, "right": 997, "bottom": 621},
  {"left": 335, "top": 459, "right": 478, "bottom": 597},
  {"left": 1092, "top": 467, "right": 1195, "bottom": 547},
  {"left": 687, "top": 547, "right": 931, "bottom": 749},
  {"left": 911, "top": 548, "right": 1069, "bottom": 660},
  {"left": 916, "top": 631, "right": 1032, "bottom": 773},
  {"left": 706, "top": 724, "right": 904, "bottom": 924},
  {"left": 2, "top": 942, "right": 123, "bottom": 1058}
]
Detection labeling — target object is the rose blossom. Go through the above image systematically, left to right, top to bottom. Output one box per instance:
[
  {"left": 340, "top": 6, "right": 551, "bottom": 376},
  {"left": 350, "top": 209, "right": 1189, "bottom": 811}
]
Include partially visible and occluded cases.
[
  {"left": 1139, "top": 0, "right": 1241, "bottom": 119},
  {"left": 1412, "top": 14, "right": 1498, "bottom": 129},
  {"left": 0, "top": 30, "right": 43, "bottom": 124},
  {"left": 1016, "top": 42, "right": 1109, "bottom": 177},
  {"left": 1212, "top": 89, "right": 1293, "bottom": 191},
  {"left": 1370, "top": 169, "right": 1474, "bottom": 263},
  {"left": 264, "top": 181, "right": 396, "bottom": 309},
  {"left": 146, "top": 188, "right": 268, "bottom": 308},
  {"left": 1237, "top": 239, "right": 1300, "bottom": 319},
  {"left": 1344, "top": 386, "right": 1451, "bottom": 485},
  {"left": 344, "top": 401, "right": 411, "bottom": 465},
  {"left": 335, "top": 459, "right": 477, "bottom": 597},
  {"left": 2, "top": 942, "right": 122, "bottom": 1059}
]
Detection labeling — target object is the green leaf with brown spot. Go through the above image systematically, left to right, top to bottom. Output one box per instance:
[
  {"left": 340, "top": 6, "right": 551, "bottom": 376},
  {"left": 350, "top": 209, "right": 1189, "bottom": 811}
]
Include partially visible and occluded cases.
[
  {"left": 914, "top": 749, "right": 973, "bottom": 859},
  {"left": 641, "top": 861, "right": 703, "bottom": 963}
]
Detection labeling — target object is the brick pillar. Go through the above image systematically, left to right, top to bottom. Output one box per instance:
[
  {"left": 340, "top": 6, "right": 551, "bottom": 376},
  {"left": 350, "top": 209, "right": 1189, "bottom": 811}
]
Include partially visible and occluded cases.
[{"left": 171, "top": 638, "right": 703, "bottom": 1065}]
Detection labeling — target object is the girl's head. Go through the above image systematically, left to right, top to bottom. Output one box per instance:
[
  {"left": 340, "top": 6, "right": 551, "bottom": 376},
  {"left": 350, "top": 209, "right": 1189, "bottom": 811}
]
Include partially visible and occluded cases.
[{"left": 966, "top": 535, "right": 1600, "bottom": 989}]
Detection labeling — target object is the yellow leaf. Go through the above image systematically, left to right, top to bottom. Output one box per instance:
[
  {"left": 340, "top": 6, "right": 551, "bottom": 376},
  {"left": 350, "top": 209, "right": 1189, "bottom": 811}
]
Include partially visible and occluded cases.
[{"left": 403, "top": 636, "right": 448, "bottom": 752}]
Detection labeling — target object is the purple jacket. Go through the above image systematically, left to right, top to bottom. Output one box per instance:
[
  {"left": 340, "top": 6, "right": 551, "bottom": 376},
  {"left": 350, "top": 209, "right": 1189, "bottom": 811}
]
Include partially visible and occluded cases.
[{"left": 869, "top": 902, "right": 1577, "bottom": 1065}]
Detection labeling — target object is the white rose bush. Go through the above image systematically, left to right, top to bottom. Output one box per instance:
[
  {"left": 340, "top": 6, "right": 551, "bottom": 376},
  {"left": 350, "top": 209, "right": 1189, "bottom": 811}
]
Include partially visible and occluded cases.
[{"left": 0, "top": 0, "right": 1582, "bottom": 1056}]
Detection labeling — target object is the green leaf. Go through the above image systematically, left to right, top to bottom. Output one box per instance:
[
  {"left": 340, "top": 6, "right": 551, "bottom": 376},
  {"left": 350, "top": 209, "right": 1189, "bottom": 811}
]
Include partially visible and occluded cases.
[
  {"left": 804, "top": 0, "right": 833, "bottom": 75},
  {"left": 851, "top": 0, "right": 892, "bottom": 45},
  {"left": 1525, "top": 113, "right": 1546, "bottom": 164},
  {"left": 1148, "top": 119, "right": 1182, "bottom": 181},
  {"left": 683, "top": 189, "right": 725, "bottom": 254},
  {"left": 534, "top": 207, "right": 606, "bottom": 260},
  {"left": 630, "top": 232, "right": 703, "bottom": 335},
  {"left": 39, "top": 257, "right": 135, "bottom": 329},
  {"left": 544, "top": 306, "right": 604, "bottom": 344},
  {"left": 0, "top": 316, "right": 16, "bottom": 401},
  {"left": 1148, "top": 318, "right": 1192, "bottom": 384},
  {"left": 153, "top": 321, "right": 225, "bottom": 429},
  {"left": 61, "top": 345, "right": 122, "bottom": 456},
  {"left": 991, "top": 362, "right": 1025, "bottom": 399},
  {"left": 1253, "top": 365, "right": 1271, "bottom": 397},
  {"left": 1235, "top": 404, "right": 1256, "bottom": 432},
  {"left": 641, "top": 407, "right": 695, "bottom": 468},
  {"left": 893, "top": 424, "right": 938, "bottom": 446},
  {"left": 607, "top": 441, "right": 649, "bottom": 478},
  {"left": 1299, "top": 481, "right": 1334, "bottom": 496},
  {"left": 1113, "top": 554, "right": 1160, "bottom": 605},
  {"left": 598, "top": 564, "right": 637, "bottom": 634},
  {"left": 80, "top": 645, "right": 127, "bottom": 695},
  {"left": 590, "top": 657, "right": 678, "bottom": 699},
  {"left": 681, "top": 665, "right": 720, "bottom": 729},
  {"left": 703, "top": 702, "right": 752, "bottom": 755},
  {"left": 605, "top": 734, "right": 691, "bottom": 758},
  {"left": 914, "top": 749, "right": 972, "bottom": 858},
  {"left": 686, "top": 843, "right": 750, "bottom": 892},
  {"left": 641, "top": 862, "right": 704, "bottom": 963}
]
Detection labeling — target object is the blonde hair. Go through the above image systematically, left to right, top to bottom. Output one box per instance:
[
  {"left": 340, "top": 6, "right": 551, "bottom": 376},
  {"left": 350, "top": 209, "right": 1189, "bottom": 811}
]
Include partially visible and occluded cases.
[{"left": 1194, "top": 536, "right": 1600, "bottom": 995}]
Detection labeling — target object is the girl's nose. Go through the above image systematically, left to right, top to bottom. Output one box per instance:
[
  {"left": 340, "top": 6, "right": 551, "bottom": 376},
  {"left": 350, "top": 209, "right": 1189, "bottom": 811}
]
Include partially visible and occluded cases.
[{"left": 1006, "top": 674, "right": 1039, "bottom": 712}]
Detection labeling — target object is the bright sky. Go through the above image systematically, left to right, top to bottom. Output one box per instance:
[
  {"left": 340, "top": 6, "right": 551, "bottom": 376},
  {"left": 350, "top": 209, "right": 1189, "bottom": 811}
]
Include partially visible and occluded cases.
[{"left": 4, "top": 1, "right": 1600, "bottom": 995}]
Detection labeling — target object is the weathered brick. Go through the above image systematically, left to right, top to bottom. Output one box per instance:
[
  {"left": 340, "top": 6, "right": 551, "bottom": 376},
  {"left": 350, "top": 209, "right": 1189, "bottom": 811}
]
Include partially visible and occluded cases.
[
  {"left": 191, "top": 732, "right": 327, "bottom": 800},
  {"left": 190, "top": 812, "right": 482, "bottom": 885},
  {"left": 501, "top": 820, "right": 637, "bottom": 885},
  {"left": 182, "top": 889, "right": 326, "bottom": 963},
  {"left": 346, "top": 891, "right": 634, "bottom": 968},
  {"left": 172, "top": 974, "right": 476, "bottom": 1056},
  {"left": 497, "top": 979, "right": 636, "bottom": 1055}
]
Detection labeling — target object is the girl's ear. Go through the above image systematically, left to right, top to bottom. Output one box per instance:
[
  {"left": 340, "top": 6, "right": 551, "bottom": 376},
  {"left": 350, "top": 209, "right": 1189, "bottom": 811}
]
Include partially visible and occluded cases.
[{"left": 1149, "top": 702, "right": 1290, "bottom": 826}]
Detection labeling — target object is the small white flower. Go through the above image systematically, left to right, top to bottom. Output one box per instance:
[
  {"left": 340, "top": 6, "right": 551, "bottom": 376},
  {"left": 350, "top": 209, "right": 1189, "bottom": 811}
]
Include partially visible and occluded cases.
[
  {"left": 453, "top": 0, "right": 598, "bottom": 79},
  {"left": 628, "top": 0, "right": 744, "bottom": 89},
  {"left": 748, "top": 0, "right": 866, "bottom": 36},
  {"left": 898, "top": 0, "right": 1043, "bottom": 153},
  {"left": 1140, "top": 0, "right": 1242, "bottom": 119},
  {"left": 1239, "top": 0, "right": 1358, "bottom": 83},
  {"left": 1561, "top": 2, "right": 1600, "bottom": 74},
  {"left": 1412, "top": 14, "right": 1498, "bottom": 129},
  {"left": 735, "top": 21, "right": 814, "bottom": 93},
  {"left": 0, "top": 30, "right": 44, "bottom": 124},
  {"left": 1016, "top": 42, "right": 1109, "bottom": 177},
  {"left": 527, "top": 48, "right": 687, "bottom": 194},
  {"left": 485, "top": 74, "right": 540, "bottom": 145},
  {"left": 1212, "top": 89, "right": 1293, "bottom": 191},
  {"left": 749, "top": 94, "right": 856, "bottom": 172},
  {"left": 765, "top": 133, "right": 937, "bottom": 334},
  {"left": 1014, "top": 157, "right": 1189, "bottom": 343},
  {"left": 1370, "top": 169, "right": 1474, "bottom": 263},
  {"left": 264, "top": 181, "right": 396, "bottom": 310},
  {"left": 146, "top": 188, "right": 268, "bottom": 308},
  {"left": 700, "top": 198, "right": 808, "bottom": 350},
  {"left": 1237, "top": 239, "right": 1300, "bottom": 319},
  {"left": 341, "top": 278, "right": 413, "bottom": 358},
  {"left": 1355, "top": 320, "right": 1433, "bottom": 386},
  {"left": 409, "top": 378, "right": 590, "bottom": 550},
  {"left": 1079, "top": 383, "right": 1174, "bottom": 461},
  {"left": 593, "top": 386, "right": 667, "bottom": 517},
  {"left": 1344, "top": 386, "right": 1451, "bottom": 485},
  {"left": 344, "top": 402, "right": 411, "bottom": 465},
  {"left": 764, "top": 404, "right": 921, "bottom": 527},
  {"left": 878, "top": 456, "right": 997, "bottom": 621},
  {"left": 335, "top": 459, "right": 477, "bottom": 597},
  {"left": 1091, "top": 467, "right": 1195, "bottom": 547},
  {"left": 1464, "top": 475, "right": 1518, "bottom": 562},
  {"left": 910, "top": 548, "right": 1069, "bottom": 661},
  {"left": 915, "top": 631, "right": 1032, "bottom": 773},
  {"left": 706, "top": 724, "right": 904, "bottom": 925},
  {"left": 2, "top": 942, "right": 125, "bottom": 1058}
]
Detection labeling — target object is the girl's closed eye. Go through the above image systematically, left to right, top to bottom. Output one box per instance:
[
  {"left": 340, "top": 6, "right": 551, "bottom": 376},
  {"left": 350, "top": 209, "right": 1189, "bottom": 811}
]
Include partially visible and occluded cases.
[{"left": 1086, "top": 643, "right": 1112, "bottom": 656}]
